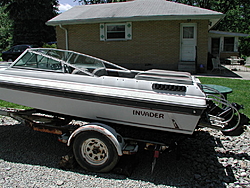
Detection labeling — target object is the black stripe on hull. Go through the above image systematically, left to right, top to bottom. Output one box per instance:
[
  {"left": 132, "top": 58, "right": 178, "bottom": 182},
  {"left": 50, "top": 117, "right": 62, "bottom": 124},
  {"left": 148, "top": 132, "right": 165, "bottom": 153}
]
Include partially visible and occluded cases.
[
  {"left": 0, "top": 81, "right": 205, "bottom": 116},
  {"left": 97, "top": 116, "right": 193, "bottom": 133}
]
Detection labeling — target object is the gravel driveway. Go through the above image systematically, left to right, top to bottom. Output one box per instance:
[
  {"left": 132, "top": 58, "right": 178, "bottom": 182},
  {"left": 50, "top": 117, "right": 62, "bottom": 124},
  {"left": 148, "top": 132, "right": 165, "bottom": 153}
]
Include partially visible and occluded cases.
[{"left": 0, "top": 116, "right": 249, "bottom": 188}]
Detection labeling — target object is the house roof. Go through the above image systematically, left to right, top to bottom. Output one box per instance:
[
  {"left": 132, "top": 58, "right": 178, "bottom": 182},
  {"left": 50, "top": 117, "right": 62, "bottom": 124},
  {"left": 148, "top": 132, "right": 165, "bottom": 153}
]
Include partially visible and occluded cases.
[
  {"left": 47, "top": 0, "right": 224, "bottom": 27},
  {"left": 209, "top": 30, "right": 250, "bottom": 37}
]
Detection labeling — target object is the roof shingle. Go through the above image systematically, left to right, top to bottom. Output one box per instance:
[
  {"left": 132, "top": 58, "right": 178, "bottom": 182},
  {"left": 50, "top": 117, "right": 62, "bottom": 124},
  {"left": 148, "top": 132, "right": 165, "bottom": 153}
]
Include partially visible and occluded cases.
[{"left": 47, "top": 0, "right": 224, "bottom": 26}]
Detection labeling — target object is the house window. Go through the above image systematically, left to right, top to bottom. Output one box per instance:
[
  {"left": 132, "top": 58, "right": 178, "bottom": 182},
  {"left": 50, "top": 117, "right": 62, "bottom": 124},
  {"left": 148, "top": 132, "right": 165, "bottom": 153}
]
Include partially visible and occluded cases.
[
  {"left": 100, "top": 22, "right": 132, "bottom": 41},
  {"left": 107, "top": 24, "right": 125, "bottom": 39},
  {"left": 183, "top": 27, "right": 194, "bottom": 38},
  {"left": 224, "top": 37, "right": 234, "bottom": 52},
  {"left": 211, "top": 38, "right": 220, "bottom": 55}
]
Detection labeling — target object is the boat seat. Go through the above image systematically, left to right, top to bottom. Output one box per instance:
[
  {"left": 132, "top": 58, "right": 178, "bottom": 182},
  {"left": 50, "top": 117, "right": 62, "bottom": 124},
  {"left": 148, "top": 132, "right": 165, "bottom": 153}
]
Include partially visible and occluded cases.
[
  {"left": 38, "top": 63, "right": 48, "bottom": 69},
  {"left": 93, "top": 67, "right": 107, "bottom": 77},
  {"left": 72, "top": 68, "right": 89, "bottom": 75},
  {"left": 135, "top": 69, "right": 193, "bottom": 85},
  {"left": 118, "top": 71, "right": 136, "bottom": 78}
]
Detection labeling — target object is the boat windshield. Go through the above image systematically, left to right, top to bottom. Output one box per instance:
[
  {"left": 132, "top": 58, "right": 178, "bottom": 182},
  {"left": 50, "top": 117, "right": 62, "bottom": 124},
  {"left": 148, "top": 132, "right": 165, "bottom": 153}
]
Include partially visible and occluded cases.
[{"left": 11, "top": 48, "right": 130, "bottom": 77}]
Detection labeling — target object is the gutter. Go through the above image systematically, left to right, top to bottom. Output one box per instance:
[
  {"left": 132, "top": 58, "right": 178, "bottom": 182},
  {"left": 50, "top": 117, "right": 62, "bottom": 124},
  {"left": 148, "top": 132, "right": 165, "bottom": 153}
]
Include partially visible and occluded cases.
[
  {"left": 59, "top": 24, "right": 68, "bottom": 50},
  {"left": 209, "top": 30, "right": 250, "bottom": 37}
]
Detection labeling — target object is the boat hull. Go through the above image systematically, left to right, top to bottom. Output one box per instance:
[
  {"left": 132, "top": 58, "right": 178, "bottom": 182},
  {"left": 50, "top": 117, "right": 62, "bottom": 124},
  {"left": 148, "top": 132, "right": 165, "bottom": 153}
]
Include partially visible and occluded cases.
[
  {"left": 0, "top": 48, "right": 247, "bottom": 138},
  {"left": 0, "top": 57, "right": 207, "bottom": 135},
  {"left": 0, "top": 84, "right": 203, "bottom": 135}
]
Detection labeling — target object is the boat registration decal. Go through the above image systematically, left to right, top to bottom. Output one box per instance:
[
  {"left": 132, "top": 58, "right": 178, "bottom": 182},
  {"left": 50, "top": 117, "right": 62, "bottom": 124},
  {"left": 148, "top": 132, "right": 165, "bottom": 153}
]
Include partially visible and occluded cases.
[{"left": 133, "top": 110, "right": 164, "bottom": 119}]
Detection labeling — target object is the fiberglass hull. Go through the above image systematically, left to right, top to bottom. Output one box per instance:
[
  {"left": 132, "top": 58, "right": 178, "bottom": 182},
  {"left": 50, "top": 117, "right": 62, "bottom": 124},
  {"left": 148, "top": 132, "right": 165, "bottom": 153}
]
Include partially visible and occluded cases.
[{"left": 0, "top": 69, "right": 206, "bottom": 135}]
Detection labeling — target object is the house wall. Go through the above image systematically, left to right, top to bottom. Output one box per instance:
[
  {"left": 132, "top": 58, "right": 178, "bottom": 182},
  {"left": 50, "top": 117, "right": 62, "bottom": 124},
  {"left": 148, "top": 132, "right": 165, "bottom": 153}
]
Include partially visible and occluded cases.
[
  {"left": 56, "top": 20, "right": 208, "bottom": 71},
  {"left": 196, "top": 20, "right": 209, "bottom": 69}
]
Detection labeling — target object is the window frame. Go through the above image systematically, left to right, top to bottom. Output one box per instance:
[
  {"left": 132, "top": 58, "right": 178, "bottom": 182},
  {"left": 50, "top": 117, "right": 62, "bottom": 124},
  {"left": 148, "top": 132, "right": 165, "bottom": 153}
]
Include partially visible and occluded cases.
[
  {"left": 100, "top": 22, "right": 132, "bottom": 41},
  {"left": 106, "top": 23, "right": 126, "bottom": 40},
  {"left": 13, "top": 51, "right": 64, "bottom": 72}
]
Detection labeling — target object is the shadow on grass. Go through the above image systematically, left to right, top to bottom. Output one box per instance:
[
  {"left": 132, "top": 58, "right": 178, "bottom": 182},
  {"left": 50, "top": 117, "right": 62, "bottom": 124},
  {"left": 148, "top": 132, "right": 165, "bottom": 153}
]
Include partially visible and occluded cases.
[{"left": 195, "top": 67, "right": 242, "bottom": 79}]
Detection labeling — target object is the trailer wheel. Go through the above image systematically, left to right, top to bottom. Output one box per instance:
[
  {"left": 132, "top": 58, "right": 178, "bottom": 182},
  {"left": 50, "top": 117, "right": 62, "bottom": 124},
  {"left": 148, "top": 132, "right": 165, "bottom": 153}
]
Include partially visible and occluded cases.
[{"left": 73, "top": 131, "right": 119, "bottom": 172}]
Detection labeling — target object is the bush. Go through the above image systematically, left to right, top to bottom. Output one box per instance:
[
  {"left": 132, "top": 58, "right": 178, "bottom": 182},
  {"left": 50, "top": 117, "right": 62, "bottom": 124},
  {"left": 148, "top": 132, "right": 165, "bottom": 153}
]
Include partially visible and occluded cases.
[
  {"left": 239, "top": 37, "right": 250, "bottom": 57},
  {"left": 42, "top": 43, "right": 57, "bottom": 48}
]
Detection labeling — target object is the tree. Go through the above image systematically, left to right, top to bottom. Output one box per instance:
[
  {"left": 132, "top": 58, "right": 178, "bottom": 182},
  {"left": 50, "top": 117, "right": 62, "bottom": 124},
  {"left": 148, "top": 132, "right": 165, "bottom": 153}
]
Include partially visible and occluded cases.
[
  {"left": 0, "top": 0, "right": 59, "bottom": 46},
  {"left": 171, "top": 0, "right": 249, "bottom": 31},
  {"left": 171, "top": 0, "right": 235, "bottom": 14},
  {"left": 0, "top": 5, "right": 13, "bottom": 52}
]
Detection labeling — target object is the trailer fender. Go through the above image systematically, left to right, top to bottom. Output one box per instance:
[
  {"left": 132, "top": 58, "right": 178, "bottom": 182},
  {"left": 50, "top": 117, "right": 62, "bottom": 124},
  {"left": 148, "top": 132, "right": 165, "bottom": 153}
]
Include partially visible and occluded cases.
[{"left": 67, "top": 123, "right": 124, "bottom": 156}]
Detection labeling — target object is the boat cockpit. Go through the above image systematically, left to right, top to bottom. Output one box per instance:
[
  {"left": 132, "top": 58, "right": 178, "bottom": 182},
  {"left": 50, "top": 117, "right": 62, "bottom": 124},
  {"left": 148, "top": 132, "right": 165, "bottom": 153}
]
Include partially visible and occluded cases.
[
  {"left": 8, "top": 48, "right": 198, "bottom": 86},
  {"left": 10, "top": 48, "right": 137, "bottom": 78}
]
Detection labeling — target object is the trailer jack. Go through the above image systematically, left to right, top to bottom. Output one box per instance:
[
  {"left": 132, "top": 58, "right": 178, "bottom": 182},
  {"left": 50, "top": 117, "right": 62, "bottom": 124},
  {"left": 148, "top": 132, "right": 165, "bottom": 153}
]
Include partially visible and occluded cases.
[{"left": 151, "top": 145, "right": 160, "bottom": 173}]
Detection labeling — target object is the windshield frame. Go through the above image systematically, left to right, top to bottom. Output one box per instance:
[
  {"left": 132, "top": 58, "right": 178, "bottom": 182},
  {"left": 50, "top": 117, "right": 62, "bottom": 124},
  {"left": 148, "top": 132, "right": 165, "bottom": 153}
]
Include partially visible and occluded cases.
[{"left": 10, "top": 48, "right": 131, "bottom": 77}]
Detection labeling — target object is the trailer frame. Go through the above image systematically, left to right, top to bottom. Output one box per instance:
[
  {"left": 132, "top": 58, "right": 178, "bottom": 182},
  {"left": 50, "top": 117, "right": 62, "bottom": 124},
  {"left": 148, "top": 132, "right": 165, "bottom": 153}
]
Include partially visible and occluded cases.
[{"left": 0, "top": 108, "right": 177, "bottom": 173}]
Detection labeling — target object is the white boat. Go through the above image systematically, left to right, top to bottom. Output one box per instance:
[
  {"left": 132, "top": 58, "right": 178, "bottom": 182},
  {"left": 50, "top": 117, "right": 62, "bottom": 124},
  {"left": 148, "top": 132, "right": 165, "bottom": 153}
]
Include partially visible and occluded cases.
[{"left": 0, "top": 48, "right": 248, "bottom": 136}]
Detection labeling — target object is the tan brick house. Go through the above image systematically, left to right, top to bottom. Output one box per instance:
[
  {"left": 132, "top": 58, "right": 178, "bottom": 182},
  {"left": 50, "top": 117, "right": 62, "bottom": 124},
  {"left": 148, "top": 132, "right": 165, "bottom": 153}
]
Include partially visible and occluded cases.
[{"left": 47, "top": 0, "right": 224, "bottom": 72}]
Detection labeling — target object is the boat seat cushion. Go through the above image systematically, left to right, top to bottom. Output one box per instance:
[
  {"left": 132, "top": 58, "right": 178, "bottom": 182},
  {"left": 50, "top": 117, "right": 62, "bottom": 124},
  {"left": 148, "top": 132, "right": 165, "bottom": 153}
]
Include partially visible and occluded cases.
[
  {"left": 93, "top": 67, "right": 107, "bottom": 77},
  {"left": 72, "top": 69, "right": 89, "bottom": 75}
]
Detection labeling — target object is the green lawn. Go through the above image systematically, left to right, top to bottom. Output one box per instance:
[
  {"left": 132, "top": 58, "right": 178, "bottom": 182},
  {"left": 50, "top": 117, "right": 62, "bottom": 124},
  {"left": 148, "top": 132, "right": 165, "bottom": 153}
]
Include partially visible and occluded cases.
[
  {"left": 0, "top": 77, "right": 249, "bottom": 117},
  {"left": 199, "top": 77, "right": 250, "bottom": 117},
  {"left": 0, "top": 100, "right": 31, "bottom": 109}
]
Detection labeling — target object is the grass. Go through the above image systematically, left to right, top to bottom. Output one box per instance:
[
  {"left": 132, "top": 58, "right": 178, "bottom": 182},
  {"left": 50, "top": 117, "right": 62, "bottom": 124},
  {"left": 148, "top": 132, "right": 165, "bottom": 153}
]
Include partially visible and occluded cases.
[
  {"left": 0, "top": 77, "right": 249, "bottom": 117},
  {"left": 199, "top": 77, "right": 250, "bottom": 117},
  {"left": 0, "top": 100, "right": 31, "bottom": 109}
]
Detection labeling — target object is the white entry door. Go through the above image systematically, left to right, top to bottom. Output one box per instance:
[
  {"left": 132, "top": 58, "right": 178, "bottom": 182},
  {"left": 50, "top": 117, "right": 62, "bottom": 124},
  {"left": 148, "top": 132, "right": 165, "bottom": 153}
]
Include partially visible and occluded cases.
[{"left": 180, "top": 23, "right": 197, "bottom": 61}]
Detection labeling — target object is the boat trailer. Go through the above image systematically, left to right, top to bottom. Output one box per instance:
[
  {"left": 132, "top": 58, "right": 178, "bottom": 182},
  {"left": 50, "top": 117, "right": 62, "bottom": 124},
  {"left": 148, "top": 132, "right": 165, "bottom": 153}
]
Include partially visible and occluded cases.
[
  {"left": 0, "top": 106, "right": 249, "bottom": 174},
  {"left": 0, "top": 108, "right": 181, "bottom": 175}
]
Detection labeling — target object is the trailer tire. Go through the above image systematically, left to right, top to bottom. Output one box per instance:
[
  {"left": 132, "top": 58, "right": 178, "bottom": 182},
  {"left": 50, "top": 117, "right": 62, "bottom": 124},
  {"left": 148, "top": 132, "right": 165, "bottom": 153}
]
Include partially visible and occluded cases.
[{"left": 73, "top": 131, "right": 119, "bottom": 172}]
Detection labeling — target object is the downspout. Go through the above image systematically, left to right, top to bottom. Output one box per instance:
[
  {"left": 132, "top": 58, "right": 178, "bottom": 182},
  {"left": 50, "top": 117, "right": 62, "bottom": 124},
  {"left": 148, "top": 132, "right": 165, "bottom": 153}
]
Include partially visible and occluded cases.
[{"left": 59, "top": 24, "right": 68, "bottom": 50}]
